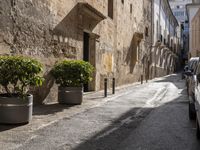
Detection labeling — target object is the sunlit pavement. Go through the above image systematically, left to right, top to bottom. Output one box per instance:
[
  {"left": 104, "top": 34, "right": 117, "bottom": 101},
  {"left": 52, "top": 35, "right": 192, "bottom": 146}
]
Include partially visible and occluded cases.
[{"left": 1, "top": 74, "right": 200, "bottom": 150}]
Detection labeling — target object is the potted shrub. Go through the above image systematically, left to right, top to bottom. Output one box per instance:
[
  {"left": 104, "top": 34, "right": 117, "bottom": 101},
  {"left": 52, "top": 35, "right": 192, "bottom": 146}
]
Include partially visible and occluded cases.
[
  {"left": 0, "top": 56, "right": 44, "bottom": 124},
  {"left": 51, "top": 60, "right": 94, "bottom": 105}
]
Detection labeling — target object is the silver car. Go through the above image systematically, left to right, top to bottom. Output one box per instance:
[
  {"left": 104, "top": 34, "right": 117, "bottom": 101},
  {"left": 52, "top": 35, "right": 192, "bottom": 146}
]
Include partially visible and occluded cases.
[
  {"left": 186, "top": 58, "right": 199, "bottom": 120},
  {"left": 194, "top": 60, "right": 200, "bottom": 138}
]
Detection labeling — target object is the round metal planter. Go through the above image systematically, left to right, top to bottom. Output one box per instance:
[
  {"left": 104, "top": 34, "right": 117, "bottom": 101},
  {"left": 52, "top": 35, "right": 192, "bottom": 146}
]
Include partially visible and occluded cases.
[
  {"left": 58, "top": 87, "right": 83, "bottom": 105},
  {"left": 0, "top": 94, "right": 33, "bottom": 124}
]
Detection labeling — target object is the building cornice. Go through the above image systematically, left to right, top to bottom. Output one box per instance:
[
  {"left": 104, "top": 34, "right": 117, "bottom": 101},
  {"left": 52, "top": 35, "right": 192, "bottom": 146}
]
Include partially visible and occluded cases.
[
  {"left": 165, "top": 0, "right": 179, "bottom": 27},
  {"left": 186, "top": 3, "right": 200, "bottom": 19}
]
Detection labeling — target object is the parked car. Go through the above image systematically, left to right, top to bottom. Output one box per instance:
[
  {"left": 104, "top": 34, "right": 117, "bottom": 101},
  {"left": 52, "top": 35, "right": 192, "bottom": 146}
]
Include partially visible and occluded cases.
[
  {"left": 187, "top": 57, "right": 199, "bottom": 120},
  {"left": 186, "top": 58, "right": 199, "bottom": 93},
  {"left": 194, "top": 61, "right": 200, "bottom": 138}
]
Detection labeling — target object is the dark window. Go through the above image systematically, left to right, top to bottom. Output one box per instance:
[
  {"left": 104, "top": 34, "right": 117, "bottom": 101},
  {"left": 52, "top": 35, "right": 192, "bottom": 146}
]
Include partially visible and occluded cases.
[
  {"left": 11, "top": 0, "right": 16, "bottom": 6},
  {"left": 108, "top": 0, "right": 114, "bottom": 19},
  {"left": 121, "top": 0, "right": 124, "bottom": 4},
  {"left": 130, "top": 4, "right": 132, "bottom": 14},
  {"left": 156, "top": 20, "right": 159, "bottom": 40},
  {"left": 145, "top": 27, "right": 149, "bottom": 37},
  {"left": 83, "top": 32, "right": 90, "bottom": 92},
  {"left": 83, "top": 32, "right": 90, "bottom": 62},
  {"left": 168, "top": 34, "right": 170, "bottom": 44},
  {"left": 160, "top": 35, "right": 163, "bottom": 42},
  {"left": 164, "top": 39, "right": 166, "bottom": 45},
  {"left": 171, "top": 39, "right": 173, "bottom": 48}
]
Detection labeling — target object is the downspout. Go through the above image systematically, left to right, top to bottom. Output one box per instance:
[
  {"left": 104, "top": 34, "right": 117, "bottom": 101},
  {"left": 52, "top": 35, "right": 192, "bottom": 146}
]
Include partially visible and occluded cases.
[
  {"left": 150, "top": 0, "right": 154, "bottom": 79},
  {"left": 151, "top": 0, "right": 154, "bottom": 46},
  {"left": 155, "top": 0, "right": 161, "bottom": 77},
  {"left": 159, "top": 0, "right": 161, "bottom": 37}
]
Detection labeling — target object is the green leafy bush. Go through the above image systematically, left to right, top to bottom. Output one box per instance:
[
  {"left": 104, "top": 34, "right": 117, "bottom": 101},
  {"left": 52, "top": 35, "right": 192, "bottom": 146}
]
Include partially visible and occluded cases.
[
  {"left": 0, "top": 56, "right": 44, "bottom": 96},
  {"left": 51, "top": 60, "right": 94, "bottom": 87}
]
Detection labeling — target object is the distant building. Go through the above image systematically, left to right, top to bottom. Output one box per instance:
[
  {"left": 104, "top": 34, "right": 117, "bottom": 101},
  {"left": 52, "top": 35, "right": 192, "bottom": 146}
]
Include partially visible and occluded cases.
[
  {"left": 151, "top": 0, "right": 179, "bottom": 77},
  {"left": 169, "top": 0, "right": 192, "bottom": 63},
  {"left": 193, "top": 0, "right": 200, "bottom": 3},
  {"left": 186, "top": 3, "right": 200, "bottom": 57},
  {"left": 191, "top": 9, "right": 200, "bottom": 56}
]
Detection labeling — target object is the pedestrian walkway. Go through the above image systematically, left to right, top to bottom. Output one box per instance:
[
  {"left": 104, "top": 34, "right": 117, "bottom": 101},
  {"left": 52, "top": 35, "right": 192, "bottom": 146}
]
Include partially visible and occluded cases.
[
  {"left": 0, "top": 74, "right": 186, "bottom": 150},
  {"left": 0, "top": 75, "right": 176, "bottom": 134},
  {"left": 0, "top": 79, "right": 142, "bottom": 134}
]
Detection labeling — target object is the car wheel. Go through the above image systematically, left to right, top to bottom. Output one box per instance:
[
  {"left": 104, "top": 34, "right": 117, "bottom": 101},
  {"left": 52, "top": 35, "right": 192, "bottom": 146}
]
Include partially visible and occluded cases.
[
  {"left": 189, "top": 103, "right": 196, "bottom": 120},
  {"left": 197, "top": 119, "right": 200, "bottom": 139}
]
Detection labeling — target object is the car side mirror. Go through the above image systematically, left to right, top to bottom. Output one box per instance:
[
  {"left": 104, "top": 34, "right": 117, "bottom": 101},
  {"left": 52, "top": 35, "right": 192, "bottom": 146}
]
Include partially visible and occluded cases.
[{"left": 197, "top": 74, "right": 200, "bottom": 82}]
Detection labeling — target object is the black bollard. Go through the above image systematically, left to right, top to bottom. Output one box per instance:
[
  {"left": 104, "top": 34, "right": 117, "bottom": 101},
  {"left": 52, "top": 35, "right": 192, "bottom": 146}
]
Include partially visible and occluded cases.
[
  {"left": 141, "top": 75, "right": 143, "bottom": 84},
  {"left": 104, "top": 78, "right": 108, "bottom": 97},
  {"left": 112, "top": 78, "right": 115, "bottom": 94}
]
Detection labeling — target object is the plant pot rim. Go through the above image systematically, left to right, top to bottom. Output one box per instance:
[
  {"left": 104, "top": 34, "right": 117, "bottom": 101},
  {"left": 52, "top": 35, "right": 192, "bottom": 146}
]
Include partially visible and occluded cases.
[
  {"left": 58, "top": 86, "right": 83, "bottom": 90},
  {"left": 59, "top": 86, "right": 83, "bottom": 88},
  {"left": 0, "top": 93, "right": 33, "bottom": 98}
]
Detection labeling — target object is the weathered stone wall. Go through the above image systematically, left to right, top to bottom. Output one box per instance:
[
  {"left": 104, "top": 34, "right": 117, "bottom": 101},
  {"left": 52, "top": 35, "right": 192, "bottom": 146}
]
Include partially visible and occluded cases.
[
  {"left": 0, "top": 0, "right": 152, "bottom": 104},
  {"left": 113, "top": 0, "right": 153, "bottom": 86}
]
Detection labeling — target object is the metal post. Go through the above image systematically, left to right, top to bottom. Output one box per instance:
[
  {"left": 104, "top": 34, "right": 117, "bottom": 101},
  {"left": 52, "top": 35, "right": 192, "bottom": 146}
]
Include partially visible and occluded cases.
[
  {"left": 141, "top": 75, "right": 143, "bottom": 84},
  {"left": 104, "top": 78, "right": 107, "bottom": 97},
  {"left": 112, "top": 78, "right": 115, "bottom": 94}
]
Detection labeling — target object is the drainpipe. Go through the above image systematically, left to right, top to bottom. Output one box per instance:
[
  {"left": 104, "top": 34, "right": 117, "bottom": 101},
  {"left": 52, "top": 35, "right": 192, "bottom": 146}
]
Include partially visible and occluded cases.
[
  {"left": 150, "top": 0, "right": 154, "bottom": 79},
  {"left": 155, "top": 0, "right": 161, "bottom": 78},
  {"left": 159, "top": 0, "right": 161, "bottom": 37}
]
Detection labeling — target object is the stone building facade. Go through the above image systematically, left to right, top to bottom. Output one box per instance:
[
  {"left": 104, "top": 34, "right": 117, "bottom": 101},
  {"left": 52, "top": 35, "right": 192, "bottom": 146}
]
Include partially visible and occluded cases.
[
  {"left": 0, "top": 0, "right": 154, "bottom": 104},
  {"left": 0, "top": 0, "right": 179, "bottom": 104},
  {"left": 151, "top": 0, "right": 179, "bottom": 78},
  {"left": 169, "top": 0, "right": 192, "bottom": 64},
  {"left": 193, "top": 0, "right": 200, "bottom": 3},
  {"left": 186, "top": 3, "right": 200, "bottom": 58},
  {"left": 191, "top": 8, "right": 200, "bottom": 56}
]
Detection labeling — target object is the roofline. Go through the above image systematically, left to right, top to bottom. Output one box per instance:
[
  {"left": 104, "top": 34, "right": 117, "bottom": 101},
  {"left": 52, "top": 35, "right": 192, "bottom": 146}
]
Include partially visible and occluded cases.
[
  {"left": 166, "top": 0, "right": 179, "bottom": 27},
  {"left": 186, "top": 3, "right": 200, "bottom": 19}
]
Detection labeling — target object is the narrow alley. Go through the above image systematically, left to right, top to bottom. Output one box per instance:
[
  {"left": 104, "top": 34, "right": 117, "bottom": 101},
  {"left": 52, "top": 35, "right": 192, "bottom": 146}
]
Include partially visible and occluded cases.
[
  {"left": 1, "top": 0, "right": 200, "bottom": 150},
  {"left": 1, "top": 74, "right": 199, "bottom": 150}
]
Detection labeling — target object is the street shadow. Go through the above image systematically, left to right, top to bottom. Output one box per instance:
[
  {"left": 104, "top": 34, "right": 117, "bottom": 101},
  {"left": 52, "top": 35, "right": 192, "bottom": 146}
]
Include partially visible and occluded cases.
[
  {"left": 69, "top": 75, "right": 200, "bottom": 150},
  {"left": 70, "top": 97, "right": 200, "bottom": 150},
  {"left": 33, "top": 103, "right": 74, "bottom": 116},
  {"left": 0, "top": 104, "right": 74, "bottom": 132},
  {"left": 70, "top": 107, "right": 153, "bottom": 150},
  {"left": 0, "top": 124, "right": 25, "bottom": 132}
]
